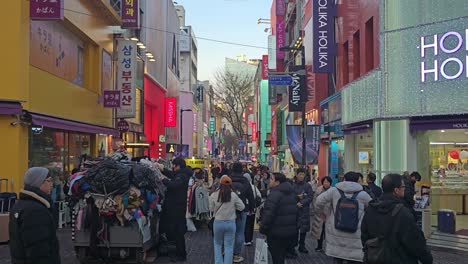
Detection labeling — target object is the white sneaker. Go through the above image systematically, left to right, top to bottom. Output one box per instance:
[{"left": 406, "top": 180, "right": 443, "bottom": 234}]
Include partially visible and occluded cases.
[
  {"left": 244, "top": 242, "right": 252, "bottom": 246},
  {"left": 233, "top": 255, "right": 244, "bottom": 263}
]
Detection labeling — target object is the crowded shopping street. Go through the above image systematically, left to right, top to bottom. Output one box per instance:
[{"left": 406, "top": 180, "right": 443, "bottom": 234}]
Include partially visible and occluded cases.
[{"left": 1, "top": 0, "right": 468, "bottom": 264}]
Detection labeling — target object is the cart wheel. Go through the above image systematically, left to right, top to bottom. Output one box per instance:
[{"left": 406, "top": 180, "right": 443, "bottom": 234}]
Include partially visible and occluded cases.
[
  {"left": 76, "top": 247, "right": 87, "bottom": 264},
  {"left": 136, "top": 249, "right": 145, "bottom": 264}
]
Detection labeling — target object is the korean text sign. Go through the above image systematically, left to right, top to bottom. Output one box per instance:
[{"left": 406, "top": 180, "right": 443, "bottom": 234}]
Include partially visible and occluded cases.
[
  {"left": 30, "top": 0, "right": 64, "bottom": 20},
  {"left": 122, "top": 0, "right": 139, "bottom": 29},
  {"left": 116, "top": 40, "right": 137, "bottom": 118},
  {"left": 103, "top": 91, "right": 121, "bottom": 108},
  {"left": 165, "top": 97, "right": 177, "bottom": 127}
]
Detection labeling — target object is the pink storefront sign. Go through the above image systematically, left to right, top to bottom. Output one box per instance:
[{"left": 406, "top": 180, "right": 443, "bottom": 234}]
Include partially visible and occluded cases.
[{"left": 30, "top": 0, "right": 64, "bottom": 20}]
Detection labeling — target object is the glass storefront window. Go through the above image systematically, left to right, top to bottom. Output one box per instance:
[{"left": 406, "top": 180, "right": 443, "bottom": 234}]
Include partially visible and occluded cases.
[
  {"left": 29, "top": 128, "right": 68, "bottom": 178},
  {"left": 417, "top": 129, "right": 468, "bottom": 185},
  {"left": 356, "top": 130, "right": 374, "bottom": 175},
  {"left": 69, "top": 133, "right": 91, "bottom": 171}
]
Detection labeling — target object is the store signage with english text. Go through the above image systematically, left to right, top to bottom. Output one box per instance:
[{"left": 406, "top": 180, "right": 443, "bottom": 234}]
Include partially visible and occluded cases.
[
  {"left": 313, "top": 0, "right": 336, "bottom": 73},
  {"left": 420, "top": 29, "right": 468, "bottom": 82}
]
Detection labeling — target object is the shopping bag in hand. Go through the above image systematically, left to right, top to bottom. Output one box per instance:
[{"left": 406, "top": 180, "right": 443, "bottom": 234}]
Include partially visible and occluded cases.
[{"left": 254, "top": 238, "right": 268, "bottom": 264}]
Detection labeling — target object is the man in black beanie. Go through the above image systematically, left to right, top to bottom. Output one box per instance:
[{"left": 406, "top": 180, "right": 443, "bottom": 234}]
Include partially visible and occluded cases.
[{"left": 9, "top": 167, "right": 61, "bottom": 264}]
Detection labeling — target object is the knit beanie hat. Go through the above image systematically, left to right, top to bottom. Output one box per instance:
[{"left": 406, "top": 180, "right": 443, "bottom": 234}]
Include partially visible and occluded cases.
[
  {"left": 24, "top": 167, "right": 49, "bottom": 188},
  {"left": 220, "top": 175, "right": 232, "bottom": 185}
]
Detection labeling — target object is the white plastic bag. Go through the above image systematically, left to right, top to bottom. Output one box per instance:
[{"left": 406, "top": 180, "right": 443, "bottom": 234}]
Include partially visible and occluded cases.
[{"left": 254, "top": 238, "right": 268, "bottom": 264}]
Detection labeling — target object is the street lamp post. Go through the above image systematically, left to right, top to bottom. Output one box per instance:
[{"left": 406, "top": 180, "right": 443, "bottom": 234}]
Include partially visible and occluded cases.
[
  {"left": 280, "top": 45, "right": 306, "bottom": 168},
  {"left": 180, "top": 109, "right": 192, "bottom": 155}
]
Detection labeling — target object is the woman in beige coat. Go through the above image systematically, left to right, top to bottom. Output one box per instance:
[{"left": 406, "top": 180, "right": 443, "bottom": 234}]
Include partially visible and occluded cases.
[{"left": 311, "top": 176, "right": 332, "bottom": 252}]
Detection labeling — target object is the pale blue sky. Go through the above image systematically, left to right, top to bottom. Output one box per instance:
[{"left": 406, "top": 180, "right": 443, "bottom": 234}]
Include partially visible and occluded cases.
[{"left": 175, "top": 0, "right": 272, "bottom": 81}]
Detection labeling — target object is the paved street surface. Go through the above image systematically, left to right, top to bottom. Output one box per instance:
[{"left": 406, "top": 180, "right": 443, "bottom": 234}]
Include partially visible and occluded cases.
[{"left": 0, "top": 227, "right": 466, "bottom": 263}]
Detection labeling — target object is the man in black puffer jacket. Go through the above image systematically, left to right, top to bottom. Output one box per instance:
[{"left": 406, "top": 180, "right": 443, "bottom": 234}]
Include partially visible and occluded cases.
[
  {"left": 160, "top": 158, "right": 191, "bottom": 262},
  {"left": 230, "top": 162, "right": 255, "bottom": 263},
  {"left": 9, "top": 167, "right": 60, "bottom": 264},
  {"left": 260, "top": 173, "right": 298, "bottom": 264},
  {"left": 361, "top": 174, "right": 432, "bottom": 264}
]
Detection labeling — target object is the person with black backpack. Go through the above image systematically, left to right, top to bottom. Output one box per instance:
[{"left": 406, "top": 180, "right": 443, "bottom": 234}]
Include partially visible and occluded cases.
[
  {"left": 229, "top": 162, "right": 255, "bottom": 263},
  {"left": 316, "top": 172, "right": 372, "bottom": 263},
  {"left": 361, "top": 174, "right": 433, "bottom": 264}
]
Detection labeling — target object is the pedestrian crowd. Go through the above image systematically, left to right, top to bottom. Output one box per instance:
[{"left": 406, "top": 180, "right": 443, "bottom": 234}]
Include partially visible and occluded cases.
[{"left": 7, "top": 160, "right": 433, "bottom": 264}]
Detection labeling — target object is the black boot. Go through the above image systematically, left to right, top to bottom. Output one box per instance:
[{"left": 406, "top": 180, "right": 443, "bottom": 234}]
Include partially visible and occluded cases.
[{"left": 298, "top": 232, "right": 308, "bottom": 253}]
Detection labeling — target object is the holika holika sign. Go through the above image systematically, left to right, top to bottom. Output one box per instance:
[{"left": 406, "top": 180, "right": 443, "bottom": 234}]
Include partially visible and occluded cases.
[
  {"left": 313, "top": 0, "right": 336, "bottom": 73},
  {"left": 420, "top": 29, "right": 468, "bottom": 83}
]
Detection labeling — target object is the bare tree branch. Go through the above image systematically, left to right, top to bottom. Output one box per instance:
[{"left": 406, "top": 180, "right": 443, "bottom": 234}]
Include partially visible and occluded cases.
[{"left": 213, "top": 69, "right": 254, "bottom": 139}]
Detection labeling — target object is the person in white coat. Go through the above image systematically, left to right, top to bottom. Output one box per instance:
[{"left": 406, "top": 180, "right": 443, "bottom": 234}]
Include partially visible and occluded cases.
[{"left": 315, "top": 172, "right": 372, "bottom": 263}]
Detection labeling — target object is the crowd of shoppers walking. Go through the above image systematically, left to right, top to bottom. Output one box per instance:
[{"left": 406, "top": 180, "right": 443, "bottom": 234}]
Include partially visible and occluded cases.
[{"left": 7, "top": 161, "right": 434, "bottom": 264}]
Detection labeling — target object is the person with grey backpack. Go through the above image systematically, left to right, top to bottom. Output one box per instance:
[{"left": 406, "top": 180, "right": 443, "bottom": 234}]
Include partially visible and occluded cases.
[
  {"left": 316, "top": 172, "right": 372, "bottom": 263},
  {"left": 361, "top": 174, "right": 432, "bottom": 264}
]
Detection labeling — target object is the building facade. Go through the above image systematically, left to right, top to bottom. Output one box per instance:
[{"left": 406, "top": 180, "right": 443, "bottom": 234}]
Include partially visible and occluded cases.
[{"left": 340, "top": 0, "right": 468, "bottom": 217}]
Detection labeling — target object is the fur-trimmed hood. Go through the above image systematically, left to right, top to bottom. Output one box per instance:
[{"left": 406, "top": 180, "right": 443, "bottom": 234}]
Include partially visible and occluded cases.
[{"left": 19, "top": 189, "right": 51, "bottom": 208}]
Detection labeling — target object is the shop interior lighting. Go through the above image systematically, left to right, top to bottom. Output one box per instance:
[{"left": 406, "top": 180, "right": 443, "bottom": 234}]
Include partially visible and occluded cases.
[
  {"left": 130, "top": 37, "right": 139, "bottom": 41},
  {"left": 137, "top": 42, "right": 144, "bottom": 46},
  {"left": 139, "top": 45, "right": 146, "bottom": 49},
  {"left": 147, "top": 54, "right": 154, "bottom": 58},
  {"left": 149, "top": 58, "right": 156, "bottom": 62},
  {"left": 441, "top": 130, "right": 446, "bottom": 133},
  {"left": 430, "top": 142, "right": 455, "bottom": 145},
  {"left": 125, "top": 143, "right": 150, "bottom": 147},
  {"left": 456, "top": 143, "right": 468, "bottom": 145}
]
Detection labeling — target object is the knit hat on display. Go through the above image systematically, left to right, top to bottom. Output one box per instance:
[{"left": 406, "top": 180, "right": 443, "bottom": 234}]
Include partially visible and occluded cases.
[
  {"left": 24, "top": 167, "right": 50, "bottom": 188},
  {"left": 220, "top": 175, "right": 232, "bottom": 185}
]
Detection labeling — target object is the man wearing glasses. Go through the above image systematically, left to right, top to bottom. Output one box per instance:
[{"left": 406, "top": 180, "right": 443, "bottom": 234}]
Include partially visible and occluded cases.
[
  {"left": 9, "top": 167, "right": 61, "bottom": 264},
  {"left": 361, "top": 174, "right": 433, "bottom": 264}
]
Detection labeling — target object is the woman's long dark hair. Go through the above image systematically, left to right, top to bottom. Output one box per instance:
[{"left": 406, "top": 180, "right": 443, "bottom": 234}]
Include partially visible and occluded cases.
[{"left": 218, "top": 184, "right": 232, "bottom": 203}]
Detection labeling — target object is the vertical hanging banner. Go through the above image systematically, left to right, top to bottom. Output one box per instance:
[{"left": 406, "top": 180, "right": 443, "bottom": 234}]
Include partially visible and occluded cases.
[
  {"left": 30, "top": 0, "right": 64, "bottom": 20},
  {"left": 122, "top": 0, "right": 140, "bottom": 29},
  {"left": 276, "top": 0, "right": 286, "bottom": 16},
  {"left": 313, "top": 0, "right": 336, "bottom": 73},
  {"left": 276, "top": 18, "right": 286, "bottom": 59},
  {"left": 268, "top": 35, "right": 277, "bottom": 70},
  {"left": 116, "top": 40, "right": 137, "bottom": 118},
  {"left": 262, "top": 55, "right": 269, "bottom": 80},
  {"left": 288, "top": 73, "right": 307, "bottom": 112},
  {"left": 165, "top": 97, "right": 177, "bottom": 127},
  {"left": 209, "top": 117, "right": 216, "bottom": 136},
  {"left": 286, "top": 125, "right": 320, "bottom": 165},
  {"left": 306, "top": 125, "right": 321, "bottom": 164}
]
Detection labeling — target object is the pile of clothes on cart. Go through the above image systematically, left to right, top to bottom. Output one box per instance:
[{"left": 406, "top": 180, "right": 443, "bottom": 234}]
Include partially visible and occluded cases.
[{"left": 66, "top": 150, "right": 166, "bottom": 251}]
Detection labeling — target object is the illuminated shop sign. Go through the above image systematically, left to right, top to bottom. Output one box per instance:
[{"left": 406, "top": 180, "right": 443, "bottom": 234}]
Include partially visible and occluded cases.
[{"left": 420, "top": 29, "right": 468, "bottom": 82}]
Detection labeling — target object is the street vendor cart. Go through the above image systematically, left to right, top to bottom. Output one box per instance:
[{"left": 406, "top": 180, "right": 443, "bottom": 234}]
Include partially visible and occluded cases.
[{"left": 67, "top": 152, "right": 165, "bottom": 263}]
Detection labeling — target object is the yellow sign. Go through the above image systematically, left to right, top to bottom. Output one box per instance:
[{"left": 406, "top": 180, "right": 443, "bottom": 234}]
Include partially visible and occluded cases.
[{"left": 185, "top": 158, "right": 206, "bottom": 169}]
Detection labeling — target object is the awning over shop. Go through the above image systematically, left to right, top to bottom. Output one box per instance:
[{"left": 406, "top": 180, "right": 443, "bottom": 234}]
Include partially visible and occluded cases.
[
  {"left": 0, "top": 101, "right": 22, "bottom": 115},
  {"left": 30, "top": 113, "right": 119, "bottom": 136},
  {"left": 410, "top": 115, "right": 468, "bottom": 132},
  {"left": 342, "top": 120, "right": 373, "bottom": 135}
]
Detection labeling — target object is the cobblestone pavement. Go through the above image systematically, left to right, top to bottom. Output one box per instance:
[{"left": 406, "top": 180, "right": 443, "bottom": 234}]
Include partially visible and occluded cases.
[{"left": 0, "top": 227, "right": 466, "bottom": 263}]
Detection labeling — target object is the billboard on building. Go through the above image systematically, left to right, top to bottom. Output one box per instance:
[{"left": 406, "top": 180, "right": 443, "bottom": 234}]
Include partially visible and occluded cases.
[
  {"left": 180, "top": 27, "right": 190, "bottom": 52},
  {"left": 262, "top": 55, "right": 269, "bottom": 80}
]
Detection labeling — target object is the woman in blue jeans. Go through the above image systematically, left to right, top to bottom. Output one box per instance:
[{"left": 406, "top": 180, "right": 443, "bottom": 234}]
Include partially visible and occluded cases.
[{"left": 209, "top": 175, "right": 245, "bottom": 264}]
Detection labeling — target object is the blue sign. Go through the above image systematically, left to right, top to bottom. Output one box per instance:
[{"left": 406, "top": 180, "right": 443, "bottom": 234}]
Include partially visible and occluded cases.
[{"left": 269, "top": 75, "right": 293, "bottom": 86}]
